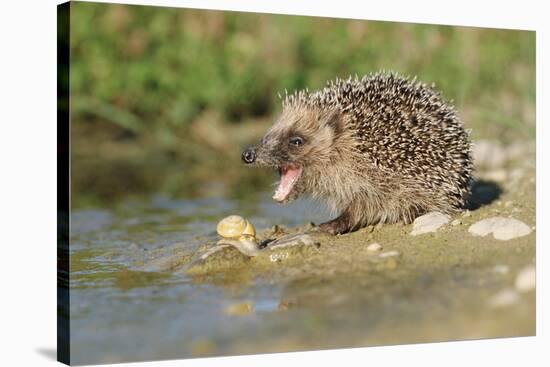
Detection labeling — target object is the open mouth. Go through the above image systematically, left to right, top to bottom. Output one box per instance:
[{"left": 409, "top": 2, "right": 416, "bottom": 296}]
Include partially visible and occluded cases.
[{"left": 273, "top": 165, "right": 303, "bottom": 203}]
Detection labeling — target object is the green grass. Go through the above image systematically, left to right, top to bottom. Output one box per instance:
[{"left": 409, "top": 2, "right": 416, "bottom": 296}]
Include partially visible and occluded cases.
[{"left": 68, "top": 2, "right": 536, "bottom": 207}]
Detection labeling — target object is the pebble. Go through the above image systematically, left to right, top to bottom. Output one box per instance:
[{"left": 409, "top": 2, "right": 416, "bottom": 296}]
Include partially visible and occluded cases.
[
  {"left": 462, "top": 210, "right": 471, "bottom": 218},
  {"left": 410, "top": 212, "right": 450, "bottom": 236},
  {"left": 468, "top": 217, "right": 532, "bottom": 240},
  {"left": 451, "top": 219, "right": 461, "bottom": 226},
  {"left": 367, "top": 242, "right": 382, "bottom": 251},
  {"left": 379, "top": 250, "right": 400, "bottom": 258},
  {"left": 269, "top": 251, "right": 289, "bottom": 262},
  {"left": 492, "top": 264, "right": 510, "bottom": 275},
  {"left": 515, "top": 265, "right": 536, "bottom": 292},
  {"left": 488, "top": 288, "right": 520, "bottom": 308},
  {"left": 224, "top": 301, "right": 254, "bottom": 316}
]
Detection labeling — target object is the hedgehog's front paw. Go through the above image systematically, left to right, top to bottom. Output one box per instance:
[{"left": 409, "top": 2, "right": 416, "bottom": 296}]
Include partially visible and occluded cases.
[{"left": 318, "top": 219, "right": 350, "bottom": 235}]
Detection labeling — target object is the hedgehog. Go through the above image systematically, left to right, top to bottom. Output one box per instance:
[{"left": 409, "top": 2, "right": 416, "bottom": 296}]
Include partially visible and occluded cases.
[{"left": 241, "top": 72, "right": 473, "bottom": 234}]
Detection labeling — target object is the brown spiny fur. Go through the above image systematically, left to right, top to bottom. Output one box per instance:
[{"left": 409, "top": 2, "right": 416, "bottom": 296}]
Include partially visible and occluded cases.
[{"left": 243, "top": 72, "right": 473, "bottom": 234}]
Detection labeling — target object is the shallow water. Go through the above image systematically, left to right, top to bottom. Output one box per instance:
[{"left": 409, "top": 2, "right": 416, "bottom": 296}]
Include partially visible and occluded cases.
[
  {"left": 70, "top": 174, "right": 535, "bottom": 365},
  {"left": 70, "top": 195, "right": 333, "bottom": 364}
]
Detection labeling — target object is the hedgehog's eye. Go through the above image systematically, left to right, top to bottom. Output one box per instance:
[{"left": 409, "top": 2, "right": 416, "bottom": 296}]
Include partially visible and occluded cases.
[{"left": 289, "top": 136, "right": 304, "bottom": 147}]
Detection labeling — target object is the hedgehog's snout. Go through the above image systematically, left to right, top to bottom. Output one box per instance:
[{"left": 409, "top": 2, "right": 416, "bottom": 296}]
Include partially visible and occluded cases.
[{"left": 241, "top": 147, "right": 256, "bottom": 164}]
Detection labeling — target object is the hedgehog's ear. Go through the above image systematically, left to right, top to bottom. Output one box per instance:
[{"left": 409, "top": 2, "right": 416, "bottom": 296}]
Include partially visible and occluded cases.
[{"left": 320, "top": 108, "right": 343, "bottom": 136}]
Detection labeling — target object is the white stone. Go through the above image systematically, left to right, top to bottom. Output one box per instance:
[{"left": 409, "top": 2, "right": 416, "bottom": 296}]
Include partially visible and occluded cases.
[
  {"left": 410, "top": 212, "right": 450, "bottom": 236},
  {"left": 468, "top": 217, "right": 532, "bottom": 241},
  {"left": 451, "top": 219, "right": 461, "bottom": 226},
  {"left": 367, "top": 243, "right": 382, "bottom": 251},
  {"left": 379, "top": 250, "right": 400, "bottom": 258},
  {"left": 492, "top": 264, "right": 510, "bottom": 275},
  {"left": 515, "top": 265, "right": 536, "bottom": 292},
  {"left": 488, "top": 288, "right": 520, "bottom": 308}
]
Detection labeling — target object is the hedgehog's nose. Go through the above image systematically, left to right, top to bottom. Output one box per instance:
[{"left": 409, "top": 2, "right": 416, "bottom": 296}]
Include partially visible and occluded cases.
[{"left": 242, "top": 147, "right": 256, "bottom": 164}]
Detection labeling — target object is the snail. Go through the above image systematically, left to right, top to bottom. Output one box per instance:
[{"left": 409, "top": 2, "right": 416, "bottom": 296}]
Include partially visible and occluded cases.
[
  {"left": 199, "top": 215, "right": 319, "bottom": 260},
  {"left": 216, "top": 215, "right": 261, "bottom": 256}
]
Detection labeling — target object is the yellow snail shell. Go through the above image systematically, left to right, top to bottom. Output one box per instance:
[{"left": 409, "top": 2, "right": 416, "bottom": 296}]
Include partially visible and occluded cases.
[
  {"left": 216, "top": 215, "right": 256, "bottom": 239},
  {"left": 216, "top": 215, "right": 259, "bottom": 256}
]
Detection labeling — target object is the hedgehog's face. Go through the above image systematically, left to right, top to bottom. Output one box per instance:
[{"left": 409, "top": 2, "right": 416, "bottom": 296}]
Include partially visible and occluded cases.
[{"left": 242, "top": 107, "right": 343, "bottom": 203}]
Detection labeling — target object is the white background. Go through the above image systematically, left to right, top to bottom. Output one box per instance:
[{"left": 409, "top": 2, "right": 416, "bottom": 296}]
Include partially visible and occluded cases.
[{"left": 0, "top": 0, "right": 547, "bottom": 366}]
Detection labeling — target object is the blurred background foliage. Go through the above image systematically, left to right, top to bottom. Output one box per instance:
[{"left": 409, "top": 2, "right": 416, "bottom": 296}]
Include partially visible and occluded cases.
[{"left": 68, "top": 2, "right": 535, "bottom": 208}]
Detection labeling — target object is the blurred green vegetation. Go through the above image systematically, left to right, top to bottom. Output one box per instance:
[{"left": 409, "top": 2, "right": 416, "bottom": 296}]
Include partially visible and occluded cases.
[{"left": 69, "top": 2, "right": 535, "bottom": 208}]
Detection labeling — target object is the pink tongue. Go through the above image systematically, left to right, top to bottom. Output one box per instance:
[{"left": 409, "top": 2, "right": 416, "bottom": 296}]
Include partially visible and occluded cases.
[{"left": 273, "top": 166, "right": 302, "bottom": 202}]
